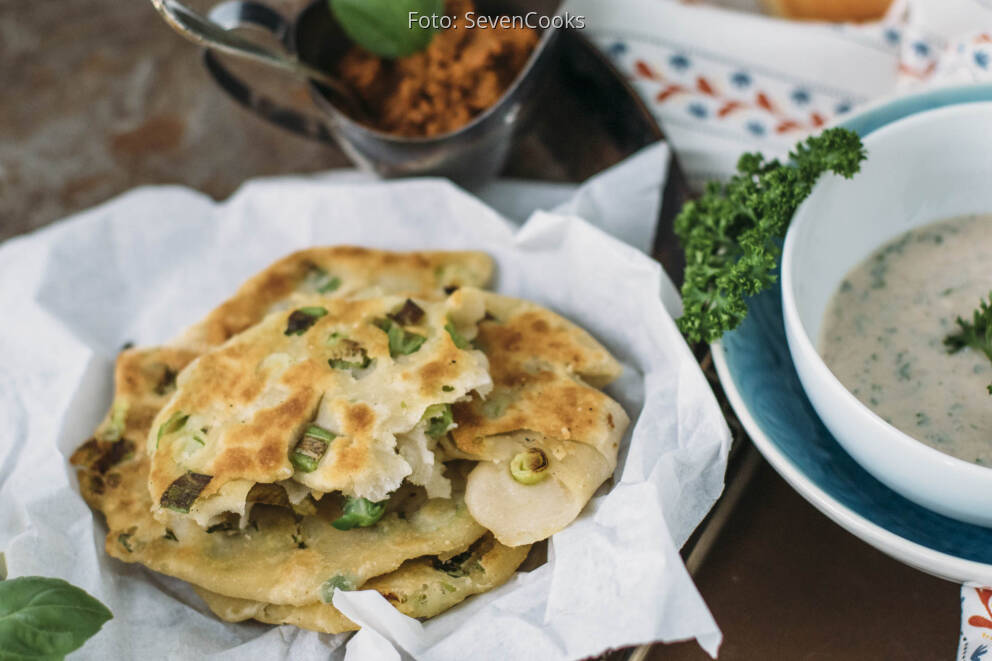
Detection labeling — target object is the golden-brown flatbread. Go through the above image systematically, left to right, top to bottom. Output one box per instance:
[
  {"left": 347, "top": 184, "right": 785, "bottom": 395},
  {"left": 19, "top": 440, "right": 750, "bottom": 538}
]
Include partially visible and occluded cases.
[
  {"left": 70, "top": 247, "right": 629, "bottom": 633},
  {"left": 173, "top": 247, "right": 493, "bottom": 353},
  {"left": 73, "top": 251, "right": 496, "bottom": 608},
  {"left": 148, "top": 291, "right": 492, "bottom": 527},
  {"left": 442, "top": 293, "right": 630, "bottom": 546},
  {"left": 73, "top": 348, "right": 488, "bottom": 607},
  {"left": 195, "top": 534, "right": 530, "bottom": 633}
]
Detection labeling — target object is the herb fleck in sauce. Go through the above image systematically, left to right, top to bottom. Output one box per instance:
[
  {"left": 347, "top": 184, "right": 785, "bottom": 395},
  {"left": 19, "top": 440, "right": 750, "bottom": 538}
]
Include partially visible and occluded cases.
[{"left": 820, "top": 214, "right": 992, "bottom": 465}]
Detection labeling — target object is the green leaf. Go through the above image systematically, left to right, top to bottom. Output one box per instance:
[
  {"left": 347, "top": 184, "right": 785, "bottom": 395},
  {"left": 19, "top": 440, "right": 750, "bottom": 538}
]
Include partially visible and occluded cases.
[
  {"left": 329, "top": 0, "right": 443, "bottom": 59},
  {"left": 675, "top": 127, "right": 866, "bottom": 344},
  {"left": 944, "top": 291, "right": 992, "bottom": 394},
  {"left": 373, "top": 318, "right": 426, "bottom": 357},
  {"left": 422, "top": 403, "right": 452, "bottom": 439},
  {"left": 332, "top": 497, "right": 386, "bottom": 530},
  {"left": 0, "top": 576, "right": 112, "bottom": 660}
]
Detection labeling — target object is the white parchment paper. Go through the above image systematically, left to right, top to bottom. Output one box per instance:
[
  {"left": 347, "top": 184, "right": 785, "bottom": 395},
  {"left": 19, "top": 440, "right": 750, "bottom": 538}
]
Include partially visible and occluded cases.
[{"left": 0, "top": 153, "right": 730, "bottom": 659}]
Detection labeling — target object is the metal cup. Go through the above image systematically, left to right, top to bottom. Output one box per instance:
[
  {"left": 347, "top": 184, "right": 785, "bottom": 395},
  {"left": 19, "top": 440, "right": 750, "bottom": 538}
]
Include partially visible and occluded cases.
[{"left": 189, "top": 0, "right": 563, "bottom": 184}]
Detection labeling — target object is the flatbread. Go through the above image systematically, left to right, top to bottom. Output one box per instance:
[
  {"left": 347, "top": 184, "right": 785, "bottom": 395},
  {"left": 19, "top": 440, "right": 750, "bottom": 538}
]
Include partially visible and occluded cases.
[
  {"left": 70, "top": 247, "right": 627, "bottom": 629},
  {"left": 173, "top": 247, "right": 493, "bottom": 353},
  {"left": 148, "top": 291, "right": 492, "bottom": 527},
  {"left": 442, "top": 292, "right": 630, "bottom": 546},
  {"left": 73, "top": 348, "right": 488, "bottom": 607},
  {"left": 195, "top": 534, "right": 530, "bottom": 633}
]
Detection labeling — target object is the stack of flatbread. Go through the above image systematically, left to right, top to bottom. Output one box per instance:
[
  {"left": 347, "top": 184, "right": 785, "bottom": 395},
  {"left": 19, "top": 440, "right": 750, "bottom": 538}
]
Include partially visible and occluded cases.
[{"left": 71, "top": 247, "right": 630, "bottom": 633}]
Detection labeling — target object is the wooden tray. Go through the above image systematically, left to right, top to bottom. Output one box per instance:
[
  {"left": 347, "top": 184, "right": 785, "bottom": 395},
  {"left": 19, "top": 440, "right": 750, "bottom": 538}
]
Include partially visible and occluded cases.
[{"left": 502, "top": 29, "right": 756, "bottom": 661}]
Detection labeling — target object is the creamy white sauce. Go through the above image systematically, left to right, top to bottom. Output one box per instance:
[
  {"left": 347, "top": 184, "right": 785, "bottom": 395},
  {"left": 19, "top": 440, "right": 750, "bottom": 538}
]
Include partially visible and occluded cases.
[{"left": 819, "top": 214, "right": 992, "bottom": 466}]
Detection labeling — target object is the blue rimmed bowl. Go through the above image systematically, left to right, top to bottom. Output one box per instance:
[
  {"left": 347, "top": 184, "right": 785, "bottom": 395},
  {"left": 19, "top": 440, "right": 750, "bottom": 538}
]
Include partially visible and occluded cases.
[
  {"left": 712, "top": 83, "right": 992, "bottom": 584},
  {"left": 783, "top": 103, "right": 992, "bottom": 527}
]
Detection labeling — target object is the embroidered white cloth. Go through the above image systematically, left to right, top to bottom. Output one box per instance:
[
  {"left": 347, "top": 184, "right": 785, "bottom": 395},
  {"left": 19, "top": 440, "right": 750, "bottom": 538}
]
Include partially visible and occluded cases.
[{"left": 572, "top": 0, "right": 992, "bottom": 189}]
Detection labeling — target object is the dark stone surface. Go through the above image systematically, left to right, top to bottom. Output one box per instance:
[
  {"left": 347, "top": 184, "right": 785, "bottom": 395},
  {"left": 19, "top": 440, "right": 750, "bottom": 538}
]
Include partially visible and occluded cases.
[
  {"left": 0, "top": 0, "right": 342, "bottom": 241},
  {"left": 0, "top": 0, "right": 642, "bottom": 241}
]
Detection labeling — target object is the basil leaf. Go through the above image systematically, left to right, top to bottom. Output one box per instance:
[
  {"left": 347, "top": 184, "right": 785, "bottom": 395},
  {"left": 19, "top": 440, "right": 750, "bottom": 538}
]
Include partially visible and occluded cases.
[
  {"left": 329, "top": 0, "right": 443, "bottom": 58},
  {"left": 0, "top": 576, "right": 112, "bottom": 659}
]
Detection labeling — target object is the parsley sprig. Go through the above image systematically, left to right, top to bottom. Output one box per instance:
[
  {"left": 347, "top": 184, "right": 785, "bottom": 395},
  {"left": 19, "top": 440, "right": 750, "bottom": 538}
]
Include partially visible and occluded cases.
[
  {"left": 675, "top": 128, "right": 866, "bottom": 344},
  {"left": 944, "top": 292, "right": 992, "bottom": 394}
]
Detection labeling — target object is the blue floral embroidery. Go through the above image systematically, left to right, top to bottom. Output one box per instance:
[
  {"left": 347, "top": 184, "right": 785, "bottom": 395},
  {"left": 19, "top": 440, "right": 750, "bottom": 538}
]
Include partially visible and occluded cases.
[
  {"left": 884, "top": 28, "right": 901, "bottom": 45},
  {"left": 913, "top": 41, "right": 931, "bottom": 57},
  {"left": 607, "top": 42, "right": 628, "bottom": 57},
  {"left": 976, "top": 51, "right": 989, "bottom": 69},
  {"left": 669, "top": 53, "right": 691, "bottom": 71},
  {"left": 730, "top": 71, "right": 752, "bottom": 88},
  {"left": 790, "top": 88, "right": 811, "bottom": 105},
  {"left": 835, "top": 100, "right": 853, "bottom": 114},
  {"left": 688, "top": 102, "right": 708, "bottom": 119},
  {"left": 746, "top": 121, "right": 766, "bottom": 136},
  {"left": 972, "top": 643, "right": 988, "bottom": 661}
]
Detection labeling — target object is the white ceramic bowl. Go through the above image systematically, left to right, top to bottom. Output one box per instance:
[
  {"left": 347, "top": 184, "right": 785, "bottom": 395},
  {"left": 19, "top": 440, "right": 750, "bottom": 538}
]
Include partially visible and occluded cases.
[{"left": 782, "top": 102, "right": 992, "bottom": 527}]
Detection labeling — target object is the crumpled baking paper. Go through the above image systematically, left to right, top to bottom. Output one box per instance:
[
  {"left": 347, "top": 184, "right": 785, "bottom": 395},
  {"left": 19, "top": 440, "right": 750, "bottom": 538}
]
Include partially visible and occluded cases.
[{"left": 0, "top": 151, "right": 730, "bottom": 659}]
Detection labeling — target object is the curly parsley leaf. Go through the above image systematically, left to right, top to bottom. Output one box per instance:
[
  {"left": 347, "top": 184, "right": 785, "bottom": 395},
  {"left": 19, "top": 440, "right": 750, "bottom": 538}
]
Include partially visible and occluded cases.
[
  {"left": 675, "top": 127, "right": 866, "bottom": 344},
  {"left": 944, "top": 292, "right": 992, "bottom": 394},
  {"left": 0, "top": 576, "right": 112, "bottom": 659}
]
